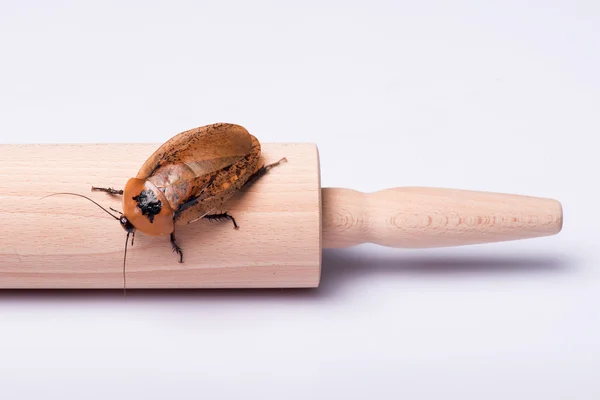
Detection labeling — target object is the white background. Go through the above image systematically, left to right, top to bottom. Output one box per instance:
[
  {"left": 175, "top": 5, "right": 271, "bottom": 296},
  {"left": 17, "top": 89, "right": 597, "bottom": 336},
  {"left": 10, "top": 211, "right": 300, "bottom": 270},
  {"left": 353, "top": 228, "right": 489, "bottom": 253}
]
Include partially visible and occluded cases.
[{"left": 0, "top": 1, "right": 598, "bottom": 399}]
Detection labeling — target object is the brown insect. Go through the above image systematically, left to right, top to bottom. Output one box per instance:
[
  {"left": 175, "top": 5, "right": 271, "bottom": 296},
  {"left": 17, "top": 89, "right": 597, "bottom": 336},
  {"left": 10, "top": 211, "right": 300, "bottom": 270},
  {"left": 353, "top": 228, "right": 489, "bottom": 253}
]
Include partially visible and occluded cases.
[{"left": 48, "top": 123, "right": 286, "bottom": 290}]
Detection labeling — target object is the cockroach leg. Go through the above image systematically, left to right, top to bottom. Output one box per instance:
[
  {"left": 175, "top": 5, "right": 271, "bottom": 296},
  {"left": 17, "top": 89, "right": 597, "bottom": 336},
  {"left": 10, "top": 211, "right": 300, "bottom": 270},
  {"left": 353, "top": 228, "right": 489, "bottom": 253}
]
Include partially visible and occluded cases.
[
  {"left": 244, "top": 157, "right": 288, "bottom": 186},
  {"left": 91, "top": 186, "right": 124, "bottom": 195},
  {"left": 204, "top": 212, "right": 239, "bottom": 229},
  {"left": 170, "top": 232, "right": 183, "bottom": 263}
]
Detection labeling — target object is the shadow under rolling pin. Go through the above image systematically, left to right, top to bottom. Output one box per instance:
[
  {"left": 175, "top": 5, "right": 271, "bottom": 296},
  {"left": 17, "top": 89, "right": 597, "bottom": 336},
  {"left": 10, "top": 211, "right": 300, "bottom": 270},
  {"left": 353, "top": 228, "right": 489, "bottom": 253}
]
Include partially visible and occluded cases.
[{"left": 0, "top": 142, "right": 562, "bottom": 289}]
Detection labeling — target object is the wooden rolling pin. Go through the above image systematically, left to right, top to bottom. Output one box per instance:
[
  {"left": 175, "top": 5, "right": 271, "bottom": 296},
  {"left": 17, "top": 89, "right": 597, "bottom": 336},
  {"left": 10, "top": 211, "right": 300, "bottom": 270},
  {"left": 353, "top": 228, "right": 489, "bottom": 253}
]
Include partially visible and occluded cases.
[{"left": 0, "top": 143, "right": 562, "bottom": 289}]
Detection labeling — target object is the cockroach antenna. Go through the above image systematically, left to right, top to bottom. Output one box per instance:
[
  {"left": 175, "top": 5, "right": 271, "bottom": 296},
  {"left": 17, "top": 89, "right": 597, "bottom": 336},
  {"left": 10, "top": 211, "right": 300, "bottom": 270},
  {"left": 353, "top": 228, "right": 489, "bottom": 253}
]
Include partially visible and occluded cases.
[
  {"left": 41, "top": 192, "right": 121, "bottom": 220},
  {"left": 42, "top": 192, "right": 130, "bottom": 296},
  {"left": 123, "top": 231, "right": 130, "bottom": 298}
]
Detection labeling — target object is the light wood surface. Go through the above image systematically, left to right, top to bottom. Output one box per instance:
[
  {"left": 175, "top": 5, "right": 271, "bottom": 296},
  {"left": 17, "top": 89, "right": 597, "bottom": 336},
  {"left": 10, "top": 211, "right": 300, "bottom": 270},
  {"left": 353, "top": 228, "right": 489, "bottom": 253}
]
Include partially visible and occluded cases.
[
  {"left": 0, "top": 143, "right": 562, "bottom": 289},
  {"left": 0, "top": 143, "right": 322, "bottom": 289},
  {"left": 322, "top": 187, "right": 562, "bottom": 248}
]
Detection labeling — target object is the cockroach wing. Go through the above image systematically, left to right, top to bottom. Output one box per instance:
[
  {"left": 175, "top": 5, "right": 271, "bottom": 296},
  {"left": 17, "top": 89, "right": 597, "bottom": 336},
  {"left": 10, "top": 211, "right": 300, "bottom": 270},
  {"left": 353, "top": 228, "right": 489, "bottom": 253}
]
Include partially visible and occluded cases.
[
  {"left": 136, "top": 123, "right": 253, "bottom": 180},
  {"left": 136, "top": 123, "right": 261, "bottom": 223}
]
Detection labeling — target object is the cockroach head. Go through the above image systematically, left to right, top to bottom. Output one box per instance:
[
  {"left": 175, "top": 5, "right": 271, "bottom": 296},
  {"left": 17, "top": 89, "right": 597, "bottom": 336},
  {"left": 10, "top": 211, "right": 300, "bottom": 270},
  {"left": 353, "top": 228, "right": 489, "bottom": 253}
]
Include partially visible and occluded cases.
[{"left": 119, "top": 215, "right": 136, "bottom": 233}]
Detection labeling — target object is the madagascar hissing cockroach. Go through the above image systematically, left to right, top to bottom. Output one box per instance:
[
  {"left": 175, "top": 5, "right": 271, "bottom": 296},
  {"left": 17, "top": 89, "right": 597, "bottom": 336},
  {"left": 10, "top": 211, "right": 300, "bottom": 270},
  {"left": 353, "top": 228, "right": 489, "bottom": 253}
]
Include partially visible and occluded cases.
[{"left": 46, "top": 123, "right": 286, "bottom": 292}]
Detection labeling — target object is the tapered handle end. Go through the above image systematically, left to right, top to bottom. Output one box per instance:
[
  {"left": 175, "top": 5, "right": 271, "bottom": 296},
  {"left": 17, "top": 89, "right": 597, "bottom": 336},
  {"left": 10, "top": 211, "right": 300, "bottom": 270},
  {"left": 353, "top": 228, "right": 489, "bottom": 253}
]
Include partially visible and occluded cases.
[{"left": 322, "top": 187, "right": 562, "bottom": 249}]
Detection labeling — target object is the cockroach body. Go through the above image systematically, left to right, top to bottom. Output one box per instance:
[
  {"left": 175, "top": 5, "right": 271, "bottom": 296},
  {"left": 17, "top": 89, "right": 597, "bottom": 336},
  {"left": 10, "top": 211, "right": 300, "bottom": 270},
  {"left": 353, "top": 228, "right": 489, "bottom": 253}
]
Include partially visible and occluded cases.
[{"left": 48, "top": 123, "right": 286, "bottom": 290}]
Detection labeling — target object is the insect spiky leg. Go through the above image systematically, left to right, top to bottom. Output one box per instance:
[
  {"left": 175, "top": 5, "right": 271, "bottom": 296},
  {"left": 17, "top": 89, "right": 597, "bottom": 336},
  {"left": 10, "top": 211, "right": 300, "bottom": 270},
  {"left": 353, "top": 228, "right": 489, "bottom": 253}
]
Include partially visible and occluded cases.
[
  {"left": 245, "top": 157, "right": 288, "bottom": 185},
  {"left": 91, "top": 186, "right": 124, "bottom": 195},
  {"left": 204, "top": 212, "right": 239, "bottom": 229},
  {"left": 170, "top": 232, "right": 183, "bottom": 263}
]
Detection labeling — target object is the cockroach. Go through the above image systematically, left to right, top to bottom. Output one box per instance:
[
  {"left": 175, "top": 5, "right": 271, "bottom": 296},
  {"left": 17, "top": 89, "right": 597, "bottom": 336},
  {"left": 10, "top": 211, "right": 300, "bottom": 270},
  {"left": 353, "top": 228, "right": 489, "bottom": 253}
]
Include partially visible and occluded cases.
[{"left": 46, "top": 123, "right": 286, "bottom": 292}]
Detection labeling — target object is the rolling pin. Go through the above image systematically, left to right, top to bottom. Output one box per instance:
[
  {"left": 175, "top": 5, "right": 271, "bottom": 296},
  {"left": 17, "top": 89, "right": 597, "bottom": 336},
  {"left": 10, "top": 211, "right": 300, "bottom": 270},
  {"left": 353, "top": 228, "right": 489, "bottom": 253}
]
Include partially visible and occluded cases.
[{"left": 0, "top": 143, "right": 562, "bottom": 289}]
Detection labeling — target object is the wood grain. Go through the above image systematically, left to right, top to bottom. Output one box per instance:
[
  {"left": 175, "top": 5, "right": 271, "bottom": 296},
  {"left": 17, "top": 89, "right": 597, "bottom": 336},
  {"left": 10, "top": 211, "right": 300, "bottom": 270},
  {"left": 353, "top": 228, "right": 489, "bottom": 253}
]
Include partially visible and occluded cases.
[
  {"left": 0, "top": 143, "right": 322, "bottom": 289},
  {"left": 322, "top": 187, "right": 562, "bottom": 248}
]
